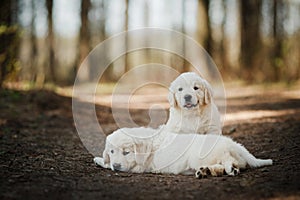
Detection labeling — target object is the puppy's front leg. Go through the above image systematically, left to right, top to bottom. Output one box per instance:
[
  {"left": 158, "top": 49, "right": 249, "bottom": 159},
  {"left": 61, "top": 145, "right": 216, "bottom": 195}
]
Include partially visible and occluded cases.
[{"left": 93, "top": 157, "right": 110, "bottom": 169}]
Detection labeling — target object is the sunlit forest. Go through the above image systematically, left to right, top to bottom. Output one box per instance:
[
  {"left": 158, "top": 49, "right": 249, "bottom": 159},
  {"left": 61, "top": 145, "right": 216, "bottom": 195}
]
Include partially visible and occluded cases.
[
  {"left": 1, "top": 0, "right": 300, "bottom": 88},
  {"left": 1, "top": 1, "right": 300, "bottom": 199}
]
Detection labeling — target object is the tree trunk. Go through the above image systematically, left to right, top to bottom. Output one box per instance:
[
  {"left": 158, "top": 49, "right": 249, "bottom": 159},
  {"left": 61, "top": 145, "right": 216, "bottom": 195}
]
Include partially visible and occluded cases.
[
  {"left": 0, "top": 0, "right": 19, "bottom": 87},
  {"left": 0, "top": 0, "right": 12, "bottom": 87},
  {"left": 30, "top": 0, "right": 38, "bottom": 83},
  {"left": 46, "top": 0, "right": 55, "bottom": 83},
  {"left": 72, "top": 0, "right": 91, "bottom": 82},
  {"left": 80, "top": 0, "right": 91, "bottom": 79},
  {"left": 124, "top": 0, "right": 130, "bottom": 73},
  {"left": 181, "top": 0, "right": 189, "bottom": 72},
  {"left": 196, "top": 0, "right": 212, "bottom": 54},
  {"left": 196, "top": 0, "right": 213, "bottom": 77},
  {"left": 202, "top": 0, "right": 212, "bottom": 55},
  {"left": 220, "top": 0, "right": 229, "bottom": 74},
  {"left": 240, "top": 0, "right": 262, "bottom": 81},
  {"left": 271, "top": 0, "right": 284, "bottom": 81}
]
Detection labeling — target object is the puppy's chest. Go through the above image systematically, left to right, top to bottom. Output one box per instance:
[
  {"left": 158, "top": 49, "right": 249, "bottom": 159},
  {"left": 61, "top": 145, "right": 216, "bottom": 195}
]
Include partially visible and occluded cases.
[{"left": 174, "top": 116, "right": 208, "bottom": 133}]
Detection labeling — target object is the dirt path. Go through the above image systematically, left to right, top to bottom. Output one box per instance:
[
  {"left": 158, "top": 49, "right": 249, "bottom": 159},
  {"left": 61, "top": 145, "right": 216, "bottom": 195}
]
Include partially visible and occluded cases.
[{"left": 0, "top": 86, "right": 299, "bottom": 200}]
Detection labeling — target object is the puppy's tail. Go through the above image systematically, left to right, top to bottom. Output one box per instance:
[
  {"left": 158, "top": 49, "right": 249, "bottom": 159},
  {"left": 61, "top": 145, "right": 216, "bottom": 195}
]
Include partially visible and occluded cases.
[{"left": 234, "top": 142, "right": 273, "bottom": 168}]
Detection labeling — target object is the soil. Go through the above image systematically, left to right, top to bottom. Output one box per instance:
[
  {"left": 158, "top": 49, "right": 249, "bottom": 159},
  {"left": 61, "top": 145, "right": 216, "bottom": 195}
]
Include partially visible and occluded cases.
[{"left": 0, "top": 86, "right": 300, "bottom": 200}]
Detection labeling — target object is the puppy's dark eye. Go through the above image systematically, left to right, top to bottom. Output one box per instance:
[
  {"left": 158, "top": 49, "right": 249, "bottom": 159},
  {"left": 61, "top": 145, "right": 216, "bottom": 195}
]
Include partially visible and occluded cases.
[
  {"left": 193, "top": 86, "right": 199, "bottom": 90},
  {"left": 178, "top": 88, "right": 183, "bottom": 91},
  {"left": 110, "top": 150, "right": 114, "bottom": 154},
  {"left": 122, "top": 151, "right": 130, "bottom": 156}
]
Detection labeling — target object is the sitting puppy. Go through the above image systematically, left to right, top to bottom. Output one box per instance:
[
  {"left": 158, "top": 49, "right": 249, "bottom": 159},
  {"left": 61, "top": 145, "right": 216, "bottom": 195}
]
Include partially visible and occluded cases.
[
  {"left": 165, "top": 72, "right": 222, "bottom": 134},
  {"left": 94, "top": 127, "right": 272, "bottom": 177}
]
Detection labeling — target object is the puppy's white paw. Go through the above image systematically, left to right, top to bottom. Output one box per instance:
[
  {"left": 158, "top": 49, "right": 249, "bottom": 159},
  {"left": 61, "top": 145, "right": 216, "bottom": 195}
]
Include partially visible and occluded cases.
[
  {"left": 93, "top": 157, "right": 105, "bottom": 167},
  {"left": 226, "top": 166, "right": 240, "bottom": 176},
  {"left": 195, "top": 167, "right": 211, "bottom": 179}
]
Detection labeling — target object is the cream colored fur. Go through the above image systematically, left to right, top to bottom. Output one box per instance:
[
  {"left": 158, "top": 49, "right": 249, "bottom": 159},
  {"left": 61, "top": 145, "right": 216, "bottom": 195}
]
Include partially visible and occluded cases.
[
  {"left": 165, "top": 72, "right": 221, "bottom": 135},
  {"left": 94, "top": 127, "right": 272, "bottom": 176}
]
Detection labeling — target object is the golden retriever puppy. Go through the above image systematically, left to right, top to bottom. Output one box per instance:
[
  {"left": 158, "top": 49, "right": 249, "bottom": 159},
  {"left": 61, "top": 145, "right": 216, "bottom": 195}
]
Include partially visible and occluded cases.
[
  {"left": 165, "top": 72, "right": 222, "bottom": 135},
  {"left": 94, "top": 127, "right": 272, "bottom": 177},
  {"left": 94, "top": 127, "right": 163, "bottom": 173}
]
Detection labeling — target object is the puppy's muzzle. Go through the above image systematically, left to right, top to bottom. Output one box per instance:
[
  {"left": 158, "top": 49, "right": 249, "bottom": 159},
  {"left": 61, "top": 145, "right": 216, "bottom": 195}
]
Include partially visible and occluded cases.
[
  {"left": 183, "top": 94, "right": 198, "bottom": 109},
  {"left": 184, "top": 94, "right": 192, "bottom": 102},
  {"left": 112, "top": 163, "right": 122, "bottom": 171}
]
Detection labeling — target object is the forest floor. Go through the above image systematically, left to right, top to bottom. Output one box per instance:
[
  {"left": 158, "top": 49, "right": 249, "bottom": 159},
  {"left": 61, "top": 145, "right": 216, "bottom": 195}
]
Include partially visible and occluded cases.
[{"left": 0, "top": 83, "right": 300, "bottom": 200}]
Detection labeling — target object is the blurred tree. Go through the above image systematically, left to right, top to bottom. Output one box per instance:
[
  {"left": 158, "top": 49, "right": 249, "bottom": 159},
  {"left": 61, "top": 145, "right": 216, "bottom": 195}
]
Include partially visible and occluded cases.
[
  {"left": 0, "top": 0, "right": 19, "bottom": 88},
  {"left": 2, "top": 0, "right": 299, "bottom": 85},
  {"left": 30, "top": 0, "right": 38, "bottom": 84},
  {"left": 46, "top": 0, "right": 55, "bottom": 82},
  {"left": 72, "top": 0, "right": 92, "bottom": 82},
  {"left": 74, "top": 0, "right": 92, "bottom": 80},
  {"left": 80, "top": 0, "right": 91, "bottom": 72},
  {"left": 88, "top": 0, "right": 107, "bottom": 82},
  {"left": 98, "top": 0, "right": 106, "bottom": 42},
  {"left": 124, "top": 0, "right": 129, "bottom": 73},
  {"left": 181, "top": 0, "right": 189, "bottom": 72},
  {"left": 196, "top": 0, "right": 212, "bottom": 54},
  {"left": 196, "top": 0, "right": 214, "bottom": 78},
  {"left": 202, "top": 0, "right": 212, "bottom": 55},
  {"left": 220, "top": 0, "right": 229, "bottom": 73},
  {"left": 240, "top": 0, "right": 262, "bottom": 81},
  {"left": 271, "top": 0, "right": 285, "bottom": 81}
]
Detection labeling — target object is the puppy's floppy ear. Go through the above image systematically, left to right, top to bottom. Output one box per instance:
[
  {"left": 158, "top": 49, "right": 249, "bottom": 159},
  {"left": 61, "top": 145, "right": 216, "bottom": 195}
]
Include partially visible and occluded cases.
[
  {"left": 203, "top": 80, "right": 213, "bottom": 105},
  {"left": 168, "top": 89, "right": 177, "bottom": 108},
  {"left": 134, "top": 141, "right": 152, "bottom": 166},
  {"left": 102, "top": 147, "right": 110, "bottom": 165}
]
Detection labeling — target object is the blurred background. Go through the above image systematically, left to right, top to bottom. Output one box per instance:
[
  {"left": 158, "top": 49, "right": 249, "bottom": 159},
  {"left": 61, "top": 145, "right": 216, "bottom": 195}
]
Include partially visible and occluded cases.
[{"left": 0, "top": 0, "right": 300, "bottom": 88}]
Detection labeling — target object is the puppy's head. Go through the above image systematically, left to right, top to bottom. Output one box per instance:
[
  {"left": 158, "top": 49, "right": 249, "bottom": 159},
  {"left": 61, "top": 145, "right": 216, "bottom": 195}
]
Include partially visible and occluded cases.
[
  {"left": 168, "top": 72, "right": 213, "bottom": 110},
  {"left": 103, "top": 128, "right": 154, "bottom": 173}
]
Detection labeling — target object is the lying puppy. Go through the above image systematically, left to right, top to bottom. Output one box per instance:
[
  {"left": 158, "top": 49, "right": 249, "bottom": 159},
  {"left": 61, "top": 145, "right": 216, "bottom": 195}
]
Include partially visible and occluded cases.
[
  {"left": 165, "top": 72, "right": 221, "bottom": 134},
  {"left": 94, "top": 127, "right": 272, "bottom": 177},
  {"left": 94, "top": 127, "right": 164, "bottom": 173}
]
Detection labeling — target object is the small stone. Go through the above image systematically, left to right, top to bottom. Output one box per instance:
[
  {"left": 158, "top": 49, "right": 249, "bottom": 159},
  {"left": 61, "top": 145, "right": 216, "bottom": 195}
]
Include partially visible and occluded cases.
[
  {"left": 260, "top": 168, "right": 269, "bottom": 173},
  {"left": 8, "top": 179, "right": 14, "bottom": 183}
]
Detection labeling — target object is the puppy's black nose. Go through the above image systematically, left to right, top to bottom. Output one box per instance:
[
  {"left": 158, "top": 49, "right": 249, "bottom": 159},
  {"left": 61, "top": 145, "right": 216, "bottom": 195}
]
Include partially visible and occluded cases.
[
  {"left": 184, "top": 94, "right": 192, "bottom": 101},
  {"left": 113, "top": 163, "right": 121, "bottom": 170}
]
